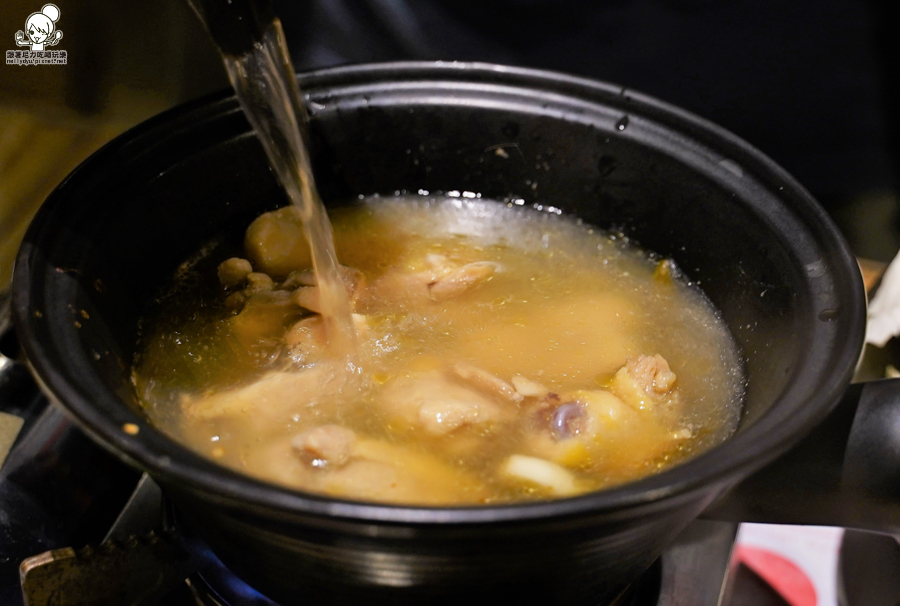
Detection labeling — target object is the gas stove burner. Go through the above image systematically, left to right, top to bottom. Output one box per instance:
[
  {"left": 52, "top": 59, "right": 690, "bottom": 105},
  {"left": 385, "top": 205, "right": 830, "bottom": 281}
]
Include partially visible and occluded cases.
[
  {"left": 13, "top": 476, "right": 737, "bottom": 606},
  {"left": 149, "top": 515, "right": 732, "bottom": 606},
  {"left": 166, "top": 515, "right": 735, "bottom": 606},
  {"left": 189, "top": 546, "right": 280, "bottom": 606},
  {"left": 186, "top": 555, "right": 660, "bottom": 606}
]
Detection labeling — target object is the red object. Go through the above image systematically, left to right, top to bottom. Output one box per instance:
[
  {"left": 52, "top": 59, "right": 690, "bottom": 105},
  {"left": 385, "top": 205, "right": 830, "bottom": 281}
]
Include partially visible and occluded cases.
[{"left": 734, "top": 545, "right": 817, "bottom": 606}]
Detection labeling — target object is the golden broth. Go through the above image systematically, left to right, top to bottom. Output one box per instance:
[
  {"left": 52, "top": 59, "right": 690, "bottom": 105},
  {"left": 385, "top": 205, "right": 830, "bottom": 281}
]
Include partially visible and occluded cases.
[{"left": 133, "top": 196, "right": 744, "bottom": 505}]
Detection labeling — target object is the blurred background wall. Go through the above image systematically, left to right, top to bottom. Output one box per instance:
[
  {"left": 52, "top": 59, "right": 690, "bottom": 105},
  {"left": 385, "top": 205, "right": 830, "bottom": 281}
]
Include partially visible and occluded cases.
[
  {"left": 0, "top": 0, "right": 227, "bottom": 286},
  {"left": 1, "top": 0, "right": 898, "bottom": 287}
]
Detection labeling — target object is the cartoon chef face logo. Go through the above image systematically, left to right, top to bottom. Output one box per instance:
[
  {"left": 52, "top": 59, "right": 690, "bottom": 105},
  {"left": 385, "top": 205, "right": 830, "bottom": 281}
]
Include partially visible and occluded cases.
[{"left": 15, "top": 4, "right": 63, "bottom": 51}]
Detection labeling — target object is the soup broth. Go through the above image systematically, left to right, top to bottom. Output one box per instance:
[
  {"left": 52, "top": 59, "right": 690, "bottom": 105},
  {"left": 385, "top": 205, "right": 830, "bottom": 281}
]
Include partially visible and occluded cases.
[{"left": 133, "top": 196, "right": 744, "bottom": 505}]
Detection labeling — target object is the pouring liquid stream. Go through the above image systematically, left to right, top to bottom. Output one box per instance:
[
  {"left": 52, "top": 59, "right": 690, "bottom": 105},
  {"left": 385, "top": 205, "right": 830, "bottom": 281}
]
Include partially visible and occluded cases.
[{"left": 219, "top": 21, "right": 358, "bottom": 364}]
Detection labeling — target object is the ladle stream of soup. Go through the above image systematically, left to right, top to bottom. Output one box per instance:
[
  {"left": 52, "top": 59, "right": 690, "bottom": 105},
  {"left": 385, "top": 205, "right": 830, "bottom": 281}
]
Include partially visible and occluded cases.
[{"left": 133, "top": 196, "right": 744, "bottom": 505}]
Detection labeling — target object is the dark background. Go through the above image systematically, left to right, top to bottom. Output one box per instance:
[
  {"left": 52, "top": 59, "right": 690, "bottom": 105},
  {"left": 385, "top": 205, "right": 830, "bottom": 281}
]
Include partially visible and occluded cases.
[{"left": 1, "top": 0, "right": 898, "bottom": 282}]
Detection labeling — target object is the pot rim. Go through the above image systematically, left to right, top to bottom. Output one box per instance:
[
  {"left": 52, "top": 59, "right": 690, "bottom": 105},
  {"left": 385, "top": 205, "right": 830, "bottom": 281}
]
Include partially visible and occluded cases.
[{"left": 12, "top": 60, "right": 866, "bottom": 525}]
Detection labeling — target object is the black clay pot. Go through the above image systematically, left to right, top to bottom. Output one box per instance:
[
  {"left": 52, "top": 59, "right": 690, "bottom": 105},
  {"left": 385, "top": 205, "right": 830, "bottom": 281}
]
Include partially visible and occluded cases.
[{"left": 12, "top": 62, "right": 885, "bottom": 605}]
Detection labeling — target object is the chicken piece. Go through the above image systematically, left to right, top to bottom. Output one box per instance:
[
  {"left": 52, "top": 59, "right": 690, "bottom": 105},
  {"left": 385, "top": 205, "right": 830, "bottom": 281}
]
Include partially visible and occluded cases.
[
  {"left": 244, "top": 206, "right": 312, "bottom": 279},
  {"left": 425, "top": 253, "right": 452, "bottom": 272},
  {"left": 364, "top": 255, "right": 444, "bottom": 307},
  {"left": 366, "top": 255, "right": 499, "bottom": 309},
  {"left": 217, "top": 257, "right": 253, "bottom": 288},
  {"left": 428, "top": 261, "right": 498, "bottom": 302},
  {"left": 283, "top": 266, "right": 366, "bottom": 304},
  {"left": 290, "top": 266, "right": 367, "bottom": 315},
  {"left": 341, "top": 266, "right": 368, "bottom": 305},
  {"left": 281, "top": 269, "right": 318, "bottom": 289},
  {"left": 223, "top": 270, "right": 279, "bottom": 313},
  {"left": 245, "top": 272, "right": 275, "bottom": 293},
  {"left": 366, "top": 272, "right": 428, "bottom": 308},
  {"left": 292, "top": 286, "right": 322, "bottom": 314},
  {"left": 224, "top": 290, "right": 251, "bottom": 310},
  {"left": 229, "top": 290, "right": 302, "bottom": 349},
  {"left": 283, "top": 312, "right": 368, "bottom": 366},
  {"left": 351, "top": 314, "right": 370, "bottom": 341},
  {"left": 283, "top": 315, "right": 327, "bottom": 365},
  {"left": 284, "top": 315, "right": 325, "bottom": 347},
  {"left": 610, "top": 354, "right": 678, "bottom": 412},
  {"left": 623, "top": 354, "right": 676, "bottom": 394},
  {"left": 448, "top": 362, "right": 523, "bottom": 404},
  {"left": 182, "top": 363, "right": 342, "bottom": 424},
  {"left": 381, "top": 371, "right": 514, "bottom": 437},
  {"left": 511, "top": 375, "right": 549, "bottom": 399},
  {"left": 524, "top": 389, "right": 664, "bottom": 468},
  {"left": 571, "top": 389, "right": 640, "bottom": 433},
  {"left": 417, "top": 399, "right": 482, "bottom": 435},
  {"left": 543, "top": 401, "right": 586, "bottom": 440},
  {"left": 292, "top": 425, "right": 356, "bottom": 468},
  {"left": 245, "top": 435, "right": 487, "bottom": 505},
  {"left": 241, "top": 436, "right": 319, "bottom": 489},
  {"left": 327, "top": 439, "right": 487, "bottom": 504},
  {"left": 327, "top": 460, "right": 437, "bottom": 503}
]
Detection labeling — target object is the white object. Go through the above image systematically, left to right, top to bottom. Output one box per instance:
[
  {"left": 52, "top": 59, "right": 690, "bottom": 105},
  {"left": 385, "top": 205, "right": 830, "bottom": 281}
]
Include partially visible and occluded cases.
[
  {"left": 866, "top": 249, "right": 900, "bottom": 346},
  {"left": 499, "top": 455, "right": 578, "bottom": 496},
  {"left": 736, "top": 523, "right": 843, "bottom": 606}
]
